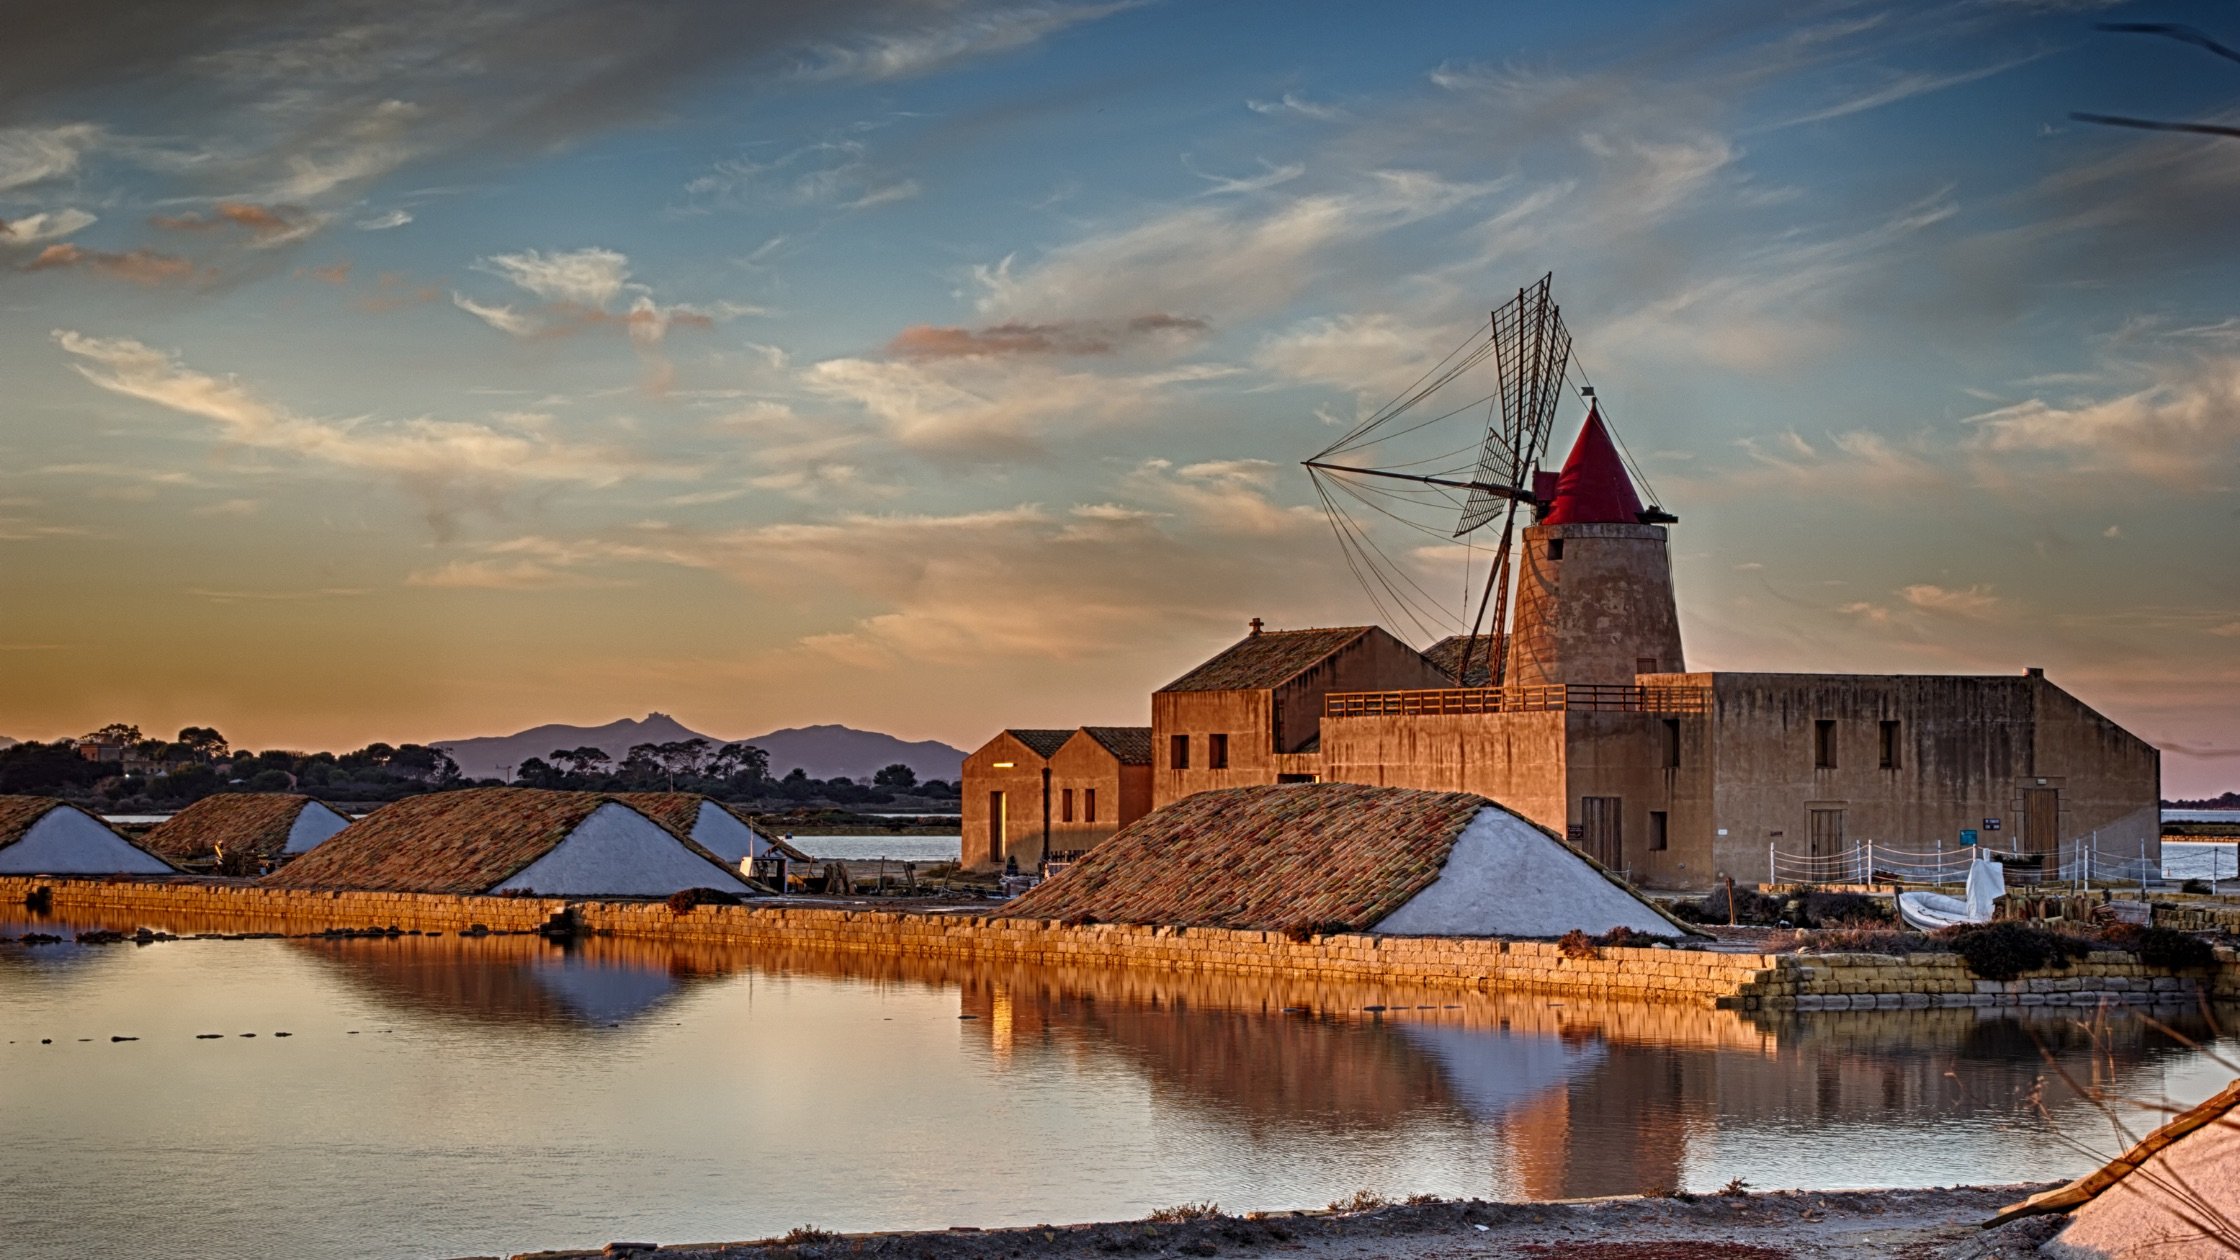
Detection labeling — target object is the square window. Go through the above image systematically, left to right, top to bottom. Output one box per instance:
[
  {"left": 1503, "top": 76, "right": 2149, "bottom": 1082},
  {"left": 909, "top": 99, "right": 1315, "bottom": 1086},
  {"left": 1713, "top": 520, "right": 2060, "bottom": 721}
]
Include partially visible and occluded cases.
[
  {"left": 1548, "top": 539, "right": 1565, "bottom": 561},
  {"left": 1209, "top": 733, "right": 1230, "bottom": 769},
  {"left": 1170, "top": 734, "right": 1190, "bottom": 770}
]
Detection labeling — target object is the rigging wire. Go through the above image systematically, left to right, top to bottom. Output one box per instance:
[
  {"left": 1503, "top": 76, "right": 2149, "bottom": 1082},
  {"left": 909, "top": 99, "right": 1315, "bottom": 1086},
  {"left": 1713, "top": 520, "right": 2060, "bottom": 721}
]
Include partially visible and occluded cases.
[
  {"left": 1313, "top": 319, "right": 1492, "bottom": 458},
  {"left": 1309, "top": 469, "right": 1464, "bottom": 639}
]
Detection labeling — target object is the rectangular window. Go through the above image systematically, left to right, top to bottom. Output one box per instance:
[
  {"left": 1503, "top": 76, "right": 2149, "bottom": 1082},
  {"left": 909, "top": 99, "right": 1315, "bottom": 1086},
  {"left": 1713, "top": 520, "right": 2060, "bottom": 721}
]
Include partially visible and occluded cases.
[
  {"left": 1548, "top": 538, "right": 1565, "bottom": 561},
  {"left": 1638, "top": 656, "right": 1659, "bottom": 675},
  {"left": 1660, "top": 718, "right": 1681, "bottom": 769},
  {"left": 1814, "top": 719, "right": 1838, "bottom": 769},
  {"left": 1879, "top": 720, "right": 1901, "bottom": 770},
  {"left": 1209, "top": 733, "right": 1230, "bottom": 769},
  {"left": 1170, "top": 734, "right": 1190, "bottom": 770},
  {"left": 1061, "top": 788, "right": 1074, "bottom": 823},
  {"left": 1084, "top": 788, "right": 1097, "bottom": 823},
  {"left": 1648, "top": 810, "right": 1669, "bottom": 852}
]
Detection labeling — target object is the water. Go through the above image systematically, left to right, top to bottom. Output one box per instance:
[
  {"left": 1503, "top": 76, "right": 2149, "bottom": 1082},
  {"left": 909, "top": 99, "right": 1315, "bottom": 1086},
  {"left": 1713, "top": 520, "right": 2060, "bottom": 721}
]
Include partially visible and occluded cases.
[
  {"left": 2163, "top": 809, "right": 2240, "bottom": 824},
  {"left": 784, "top": 834, "right": 961, "bottom": 863},
  {"left": 2163, "top": 840, "right": 2239, "bottom": 882},
  {"left": 1, "top": 909, "right": 2233, "bottom": 1260}
]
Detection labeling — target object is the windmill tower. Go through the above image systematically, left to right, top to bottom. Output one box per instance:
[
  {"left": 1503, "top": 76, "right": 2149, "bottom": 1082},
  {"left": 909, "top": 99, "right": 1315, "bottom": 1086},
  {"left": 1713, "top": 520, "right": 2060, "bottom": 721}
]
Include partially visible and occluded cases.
[{"left": 1503, "top": 403, "right": 1684, "bottom": 688}]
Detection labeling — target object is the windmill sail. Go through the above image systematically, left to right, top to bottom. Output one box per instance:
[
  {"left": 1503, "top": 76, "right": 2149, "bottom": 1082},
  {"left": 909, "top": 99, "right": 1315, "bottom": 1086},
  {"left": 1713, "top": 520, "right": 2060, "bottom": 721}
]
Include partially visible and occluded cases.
[{"left": 1458, "top": 277, "right": 1571, "bottom": 536}]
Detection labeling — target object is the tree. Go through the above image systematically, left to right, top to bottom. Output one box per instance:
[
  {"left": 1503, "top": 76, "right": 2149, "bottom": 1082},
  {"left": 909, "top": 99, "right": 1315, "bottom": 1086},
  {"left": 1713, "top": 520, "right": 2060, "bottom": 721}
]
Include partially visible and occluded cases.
[
  {"left": 82, "top": 722, "right": 142, "bottom": 745},
  {"left": 176, "top": 726, "right": 229, "bottom": 761},
  {"left": 387, "top": 744, "right": 460, "bottom": 784},
  {"left": 551, "top": 747, "right": 611, "bottom": 779},
  {"left": 515, "top": 756, "right": 561, "bottom": 788},
  {"left": 872, "top": 762, "right": 918, "bottom": 791}
]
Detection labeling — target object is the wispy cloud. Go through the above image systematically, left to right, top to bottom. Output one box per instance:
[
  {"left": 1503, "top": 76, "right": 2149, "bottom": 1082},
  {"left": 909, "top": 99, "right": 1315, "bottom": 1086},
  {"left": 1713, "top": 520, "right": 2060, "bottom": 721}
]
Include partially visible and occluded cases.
[{"left": 0, "top": 208, "right": 97, "bottom": 245}]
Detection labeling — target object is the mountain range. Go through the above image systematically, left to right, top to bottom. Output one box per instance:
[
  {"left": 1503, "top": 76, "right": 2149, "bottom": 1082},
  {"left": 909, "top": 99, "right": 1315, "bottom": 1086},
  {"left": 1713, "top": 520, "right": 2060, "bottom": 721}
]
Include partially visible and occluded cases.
[{"left": 434, "top": 713, "right": 965, "bottom": 785}]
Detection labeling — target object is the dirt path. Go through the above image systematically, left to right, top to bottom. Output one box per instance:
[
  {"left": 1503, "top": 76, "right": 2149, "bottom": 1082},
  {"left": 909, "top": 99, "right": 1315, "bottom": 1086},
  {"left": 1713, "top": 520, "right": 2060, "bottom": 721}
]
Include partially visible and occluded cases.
[{"left": 493, "top": 1186, "right": 2073, "bottom": 1260}]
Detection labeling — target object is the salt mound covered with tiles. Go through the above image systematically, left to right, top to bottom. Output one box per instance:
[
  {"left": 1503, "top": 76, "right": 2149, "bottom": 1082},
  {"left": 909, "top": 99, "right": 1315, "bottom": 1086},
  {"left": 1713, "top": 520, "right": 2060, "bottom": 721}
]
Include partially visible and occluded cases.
[
  {"left": 1002, "top": 783, "right": 1683, "bottom": 938},
  {"left": 0, "top": 796, "right": 174, "bottom": 875}
]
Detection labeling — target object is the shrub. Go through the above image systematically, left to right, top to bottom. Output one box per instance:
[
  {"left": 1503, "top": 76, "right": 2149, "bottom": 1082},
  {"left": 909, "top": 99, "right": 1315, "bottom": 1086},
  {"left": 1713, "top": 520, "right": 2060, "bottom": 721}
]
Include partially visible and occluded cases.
[
  {"left": 2180, "top": 878, "right": 2213, "bottom": 895},
  {"left": 1689, "top": 885, "right": 1784, "bottom": 925},
  {"left": 666, "top": 887, "right": 743, "bottom": 914},
  {"left": 1801, "top": 891, "right": 1894, "bottom": 928},
  {"left": 1936, "top": 921, "right": 2093, "bottom": 981},
  {"left": 2100, "top": 922, "right": 2217, "bottom": 971},
  {"left": 1803, "top": 927, "right": 1934, "bottom": 956},
  {"left": 1556, "top": 928, "right": 1598, "bottom": 959},
  {"left": 1327, "top": 1190, "right": 1390, "bottom": 1214},
  {"left": 1147, "top": 1202, "right": 1223, "bottom": 1223},
  {"left": 781, "top": 1225, "right": 834, "bottom": 1244}
]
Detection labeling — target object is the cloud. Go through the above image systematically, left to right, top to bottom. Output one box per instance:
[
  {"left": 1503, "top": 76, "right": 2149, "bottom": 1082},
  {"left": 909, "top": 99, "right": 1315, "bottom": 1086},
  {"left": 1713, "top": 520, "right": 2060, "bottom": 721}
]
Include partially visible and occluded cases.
[
  {"left": 796, "top": 3, "right": 1139, "bottom": 81},
  {"left": 1246, "top": 93, "right": 1348, "bottom": 122},
  {"left": 0, "top": 123, "right": 102, "bottom": 191},
  {"left": 678, "top": 137, "right": 922, "bottom": 215},
  {"left": 1190, "top": 158, "right": 1306, "bottom": 196},
  {"left": 971, "top": 168, "right": 1498, "bottom": 323},
  {"left": 844, "top": 178, "right": 920, "bottom": 210},
  {"left": 149, "top": 201, "right": 323, "bottom": 246},
  {"left": 0, "top": 208, "right": 97, "bottom": 245},
  {"left": 355, "top": 209, "right": 413, "bottom": 231},
  {"left": 23, "top": 243, "right": 199, "bottom": 285},
  {"left": 478, "top": 247, "right": 631, "bottom": 307},
  {"left": 296, "top": 261, "right": 352, "bottom": 285},
  {"left": 451, "top": 293, "right": 542, "bottom": 337},
  {"left": 885, "top": 314, "right": 1207, "bottom": 358},
  {"left": 53, "top": 331, "right": 672, "bottom": 528},
  {"left": 1966, "top": 351, "right": 2240, "bottom": 488},
  {"left": 803, "top": 354, "right": 1239, "bottom": 456},
  {"left": 405, "top": 559, "right": 622, "bottom": 590},
  {"left": 1899, "top": 583, "right": 2001, "bottom": 619},
  {"left": 2211, "top": 622, "right": 2240, "bottom": 638}
]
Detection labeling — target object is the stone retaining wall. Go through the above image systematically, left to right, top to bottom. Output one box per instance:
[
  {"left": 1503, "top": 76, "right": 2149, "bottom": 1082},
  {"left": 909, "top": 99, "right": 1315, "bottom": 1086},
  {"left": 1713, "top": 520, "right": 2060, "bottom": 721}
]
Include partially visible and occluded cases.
[{"left": 5, "top": 876, "right": 2233, "bottom": 1011}]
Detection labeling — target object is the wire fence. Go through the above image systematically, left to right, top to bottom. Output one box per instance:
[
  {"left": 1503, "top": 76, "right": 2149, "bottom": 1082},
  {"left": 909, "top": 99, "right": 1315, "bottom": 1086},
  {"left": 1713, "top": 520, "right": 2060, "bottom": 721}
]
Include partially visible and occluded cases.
[{"left": 1768, "top": 834, "right": 2217, "bottom": 890}]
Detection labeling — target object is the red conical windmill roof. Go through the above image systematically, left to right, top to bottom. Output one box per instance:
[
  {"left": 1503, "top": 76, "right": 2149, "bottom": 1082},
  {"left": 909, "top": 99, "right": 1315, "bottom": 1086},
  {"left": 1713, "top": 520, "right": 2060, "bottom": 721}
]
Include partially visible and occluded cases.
[{"left": 1541, "top": 404, "right": 1645, "bottom": 525}]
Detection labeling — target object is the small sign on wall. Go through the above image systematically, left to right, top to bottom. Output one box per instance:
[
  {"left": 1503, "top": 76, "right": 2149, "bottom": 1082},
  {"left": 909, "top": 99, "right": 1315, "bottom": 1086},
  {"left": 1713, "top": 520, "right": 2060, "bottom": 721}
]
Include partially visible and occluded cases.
[
  {"left": 1984, "top": 818, "right": 2001, "bottom": 831},
  {"left": 1960, "top": 829, "right": 1978, "bottom": 846}
]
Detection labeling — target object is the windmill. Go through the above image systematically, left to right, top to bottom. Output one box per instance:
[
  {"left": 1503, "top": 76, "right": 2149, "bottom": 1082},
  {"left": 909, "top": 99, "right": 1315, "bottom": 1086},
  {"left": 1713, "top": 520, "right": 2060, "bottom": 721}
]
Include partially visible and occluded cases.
[{"left": 1304, "top": 274, "right": 1648, "bottom": 687}]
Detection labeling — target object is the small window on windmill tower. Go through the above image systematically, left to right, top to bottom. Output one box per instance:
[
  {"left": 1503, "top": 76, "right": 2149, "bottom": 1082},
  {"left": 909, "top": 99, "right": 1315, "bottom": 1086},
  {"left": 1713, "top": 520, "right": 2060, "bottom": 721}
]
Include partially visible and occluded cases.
[{"left": 1548, "top": 538, "right": 1565, "bottom": 561}]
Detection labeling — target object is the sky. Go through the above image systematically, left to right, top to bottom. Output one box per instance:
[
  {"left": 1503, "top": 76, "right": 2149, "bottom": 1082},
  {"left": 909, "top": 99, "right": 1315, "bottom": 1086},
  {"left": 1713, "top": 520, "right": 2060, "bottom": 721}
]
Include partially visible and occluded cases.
[{"left": 2, "top": 0, "right": 2237, "bottom": 794}]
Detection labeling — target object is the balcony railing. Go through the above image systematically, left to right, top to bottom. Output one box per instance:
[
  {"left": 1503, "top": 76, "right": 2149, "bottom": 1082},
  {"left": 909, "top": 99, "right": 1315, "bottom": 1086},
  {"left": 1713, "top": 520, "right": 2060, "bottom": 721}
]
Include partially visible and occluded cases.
[{"left": 1324, "top": 682, "right": 1710, "bottom": 718}]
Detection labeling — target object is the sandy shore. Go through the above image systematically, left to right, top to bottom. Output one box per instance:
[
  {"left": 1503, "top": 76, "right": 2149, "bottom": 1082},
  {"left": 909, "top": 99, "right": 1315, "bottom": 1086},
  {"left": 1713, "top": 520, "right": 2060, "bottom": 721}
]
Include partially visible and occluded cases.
[{"left": 481, "top": 1185, "right": 2073, "bottom": 1260}]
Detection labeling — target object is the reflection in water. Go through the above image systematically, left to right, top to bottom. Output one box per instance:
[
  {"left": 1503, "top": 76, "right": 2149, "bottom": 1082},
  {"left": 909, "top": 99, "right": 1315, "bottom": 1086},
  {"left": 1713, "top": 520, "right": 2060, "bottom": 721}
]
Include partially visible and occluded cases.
[{"left": 0, "top": 903, "right": 2234, "bottom": 1259}]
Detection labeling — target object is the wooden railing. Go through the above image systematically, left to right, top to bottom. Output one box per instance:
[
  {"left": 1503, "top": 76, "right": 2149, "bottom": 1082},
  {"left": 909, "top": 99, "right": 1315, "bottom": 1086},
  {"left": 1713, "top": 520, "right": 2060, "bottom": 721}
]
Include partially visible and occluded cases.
[{"left": 1325, "top": 682, "right": 1710, "bottom": 718}]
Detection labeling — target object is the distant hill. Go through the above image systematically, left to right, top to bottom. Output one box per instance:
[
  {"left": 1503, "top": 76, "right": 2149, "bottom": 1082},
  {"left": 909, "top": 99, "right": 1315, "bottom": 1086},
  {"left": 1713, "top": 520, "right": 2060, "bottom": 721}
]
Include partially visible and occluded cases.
[
  {"left": 436, "top": 713, "right": 965, "bottom": 784},
  {"left": 0, "top": 736, "right": 16, "bottom": 750}
]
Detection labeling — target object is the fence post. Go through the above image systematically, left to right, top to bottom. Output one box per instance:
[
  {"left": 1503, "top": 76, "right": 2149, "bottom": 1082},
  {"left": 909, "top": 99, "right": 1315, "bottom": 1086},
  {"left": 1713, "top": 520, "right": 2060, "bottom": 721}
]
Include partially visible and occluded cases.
[
  {"left": 1864, "top": 839, "right": 1875, "bottom": 887},
  {"left": 2140, "top": 839, "right": 2148, "bottom": 892},
  {"left": 1767, "top": 842, "right": 1775, "bottom": 885}
]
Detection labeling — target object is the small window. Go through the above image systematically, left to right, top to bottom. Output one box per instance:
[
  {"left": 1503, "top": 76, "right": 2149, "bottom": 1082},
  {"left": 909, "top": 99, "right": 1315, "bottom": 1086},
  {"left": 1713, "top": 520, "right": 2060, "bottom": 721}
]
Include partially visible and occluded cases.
[
  {"left": 1548, "top": 538, "right": 1565, "bottom": 561},
  {"left": 1637, "top": 656, "right": 1658, "bottom": 675},
  {"left": 1660, "top": 718, "right": 1681, "bottom": 769},
  {"left": 1814, "top": 719, "right": 1838, "bottom": 769},
  {"left": 1879, "top": 720, "right": 1901, "bottom": 770},
  {"left": 1209, "top": 733, "right": 1230, "bottom": 770},
  {"left": 1170, "top": 734, "right": 1190, "bottom": 770},
  {"left": 1061, "top": 788, "right": 1074, "bottom": 823},
  {"left": 1084, "top": 788, "right": 1097, "bottom": 823},
  {"left": 1648, "top": 810, "right": 1669, "bottom": 852}
]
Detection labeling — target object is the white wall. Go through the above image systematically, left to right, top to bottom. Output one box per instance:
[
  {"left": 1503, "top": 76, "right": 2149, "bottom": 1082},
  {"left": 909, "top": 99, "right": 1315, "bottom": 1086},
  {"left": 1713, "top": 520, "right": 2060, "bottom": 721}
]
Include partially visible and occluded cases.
[
  {"left": 283, "top": 801, "right": 353, "bottom": 855},
  {"left": 494, "top": 802, "right": 751, "bottom": 896},
  {"left": 1371, "top": 806, "right": 1675, "bottom": 938},
  {"left": 0, "top": 807, "right": 173, "bottom": 875}
]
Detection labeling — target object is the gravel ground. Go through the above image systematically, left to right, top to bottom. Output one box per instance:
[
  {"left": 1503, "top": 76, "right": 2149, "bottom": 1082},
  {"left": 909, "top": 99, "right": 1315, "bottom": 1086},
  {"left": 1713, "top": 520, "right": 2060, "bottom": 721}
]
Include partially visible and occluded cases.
[{"left": 483, "top": 1185, "right": 2074, "bottom": 1260}]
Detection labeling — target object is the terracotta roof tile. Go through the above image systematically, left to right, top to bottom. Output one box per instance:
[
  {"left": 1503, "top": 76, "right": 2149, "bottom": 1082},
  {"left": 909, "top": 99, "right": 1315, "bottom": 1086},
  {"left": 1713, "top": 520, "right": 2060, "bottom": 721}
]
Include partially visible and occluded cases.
[
  {"left": 1158, "top": 627, "right": 1374, "bottom": 693},
  {"left": 1423, "top": 633, "right": 1503, "bottom": 687},
  {"left": 1079, "top": 726, "right": 1153, "bottom": 765},
  {"left": 1004, "top": 729, "right": 1076, "bottom": 759},
  {"left": 998, "top": 783, "right": 1490, "bottom": 932},
  {"left": 262, "top": 787, "right": 735, "bottom": 894},
  {"left": 609, "top": 792, "right": 813, "bottom": 861},
  {"left": 141, "top": 793, "right": 326, "bottom": 863},
  {"left": 0, "top": 795, "right": 68, "bottom": 848}
]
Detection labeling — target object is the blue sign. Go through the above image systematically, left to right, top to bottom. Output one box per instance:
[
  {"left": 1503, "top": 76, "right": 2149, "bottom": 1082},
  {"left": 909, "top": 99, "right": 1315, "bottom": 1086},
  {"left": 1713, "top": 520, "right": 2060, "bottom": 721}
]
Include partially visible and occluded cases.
[{"left": 1960, "top": 829, "right": 1979, "bottom": 846}]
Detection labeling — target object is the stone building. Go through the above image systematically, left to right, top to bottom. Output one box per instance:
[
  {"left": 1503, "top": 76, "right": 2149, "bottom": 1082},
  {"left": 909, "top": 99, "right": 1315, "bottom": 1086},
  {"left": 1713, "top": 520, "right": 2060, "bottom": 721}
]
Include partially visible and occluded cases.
[
  {"left": 1150, "top": 622, "right": 1448, "bottom": 809},
  {"left": 1048, "top": 727, "right": 1153, "bottom": 858},
  {"left": 960, "top": 729, "right": 1074, "bottom": 870}
]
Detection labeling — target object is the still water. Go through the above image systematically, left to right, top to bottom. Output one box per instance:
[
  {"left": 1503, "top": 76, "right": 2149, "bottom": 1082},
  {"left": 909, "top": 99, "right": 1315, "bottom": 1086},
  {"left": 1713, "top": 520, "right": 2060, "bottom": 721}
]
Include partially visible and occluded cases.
[{"left": 2, "top": 909, "right": 2234, "bottom": 1260}]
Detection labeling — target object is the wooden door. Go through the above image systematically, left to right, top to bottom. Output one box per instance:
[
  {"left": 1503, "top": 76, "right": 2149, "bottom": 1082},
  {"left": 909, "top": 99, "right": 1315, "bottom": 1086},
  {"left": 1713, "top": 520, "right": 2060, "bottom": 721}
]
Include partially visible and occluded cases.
[
  {"left": 2021, "top": 788, "right": 2059, "bottom": 856},
  {"left": 1580, "top": 797, "right": 1623, "bottom": 869},
  {"left": 1808, "top": 808, "right": 1845, "bottom": 860}
]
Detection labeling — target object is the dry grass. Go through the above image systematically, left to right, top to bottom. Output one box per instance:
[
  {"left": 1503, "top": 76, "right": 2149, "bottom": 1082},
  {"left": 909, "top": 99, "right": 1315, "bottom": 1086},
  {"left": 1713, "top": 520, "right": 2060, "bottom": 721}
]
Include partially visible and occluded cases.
[
  {"left": 1000, "top": 784, "right": 1490, "bottom": 933},
  {"left": 1326, "top": 1189, "right": 1391, "bottom": 1214},
  {"left": 1145, "top": 1202, "right": 1223, "bottom": 1223}
]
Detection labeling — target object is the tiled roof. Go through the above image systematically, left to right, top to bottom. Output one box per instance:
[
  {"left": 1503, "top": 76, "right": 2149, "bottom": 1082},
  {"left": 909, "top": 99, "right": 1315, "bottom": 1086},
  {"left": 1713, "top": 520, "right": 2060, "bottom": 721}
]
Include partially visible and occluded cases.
[
  {"left": 1158, "top": 627, "right": 1373, "bottom": 693},
  {"left": 1423, "top": 633, "right": 1503, "bottom": 687},
  {"left": 1079, "top": 726, "right": 1153, "bottom": 765},
  {"left": 1004, "top": 729, "right": 1076, "bottom": 759},
  {"left": 998, "top": 783, "right": 1490, "bottom": 932},
  {"left": 263, "top": 787, "right": 732, "bottom": 894},
  {"left": 611, "top": 792, "right": 813, "bottom": 862},
  {"left": 141, "top": 793, "right": 318, "bottom": 863},
  {"left": 0, "top": 795, "right": 67, "bottom": 848}
]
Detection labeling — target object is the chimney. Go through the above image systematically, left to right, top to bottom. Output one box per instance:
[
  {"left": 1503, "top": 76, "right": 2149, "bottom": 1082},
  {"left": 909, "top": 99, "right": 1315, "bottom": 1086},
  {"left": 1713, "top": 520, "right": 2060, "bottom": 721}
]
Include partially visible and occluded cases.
[
  {"left": 1248, "top": 617, "right": 1264, "bottom": 637},
  {"left": 2025, "top": 666, "right": 2044, "bottom": 679}
]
